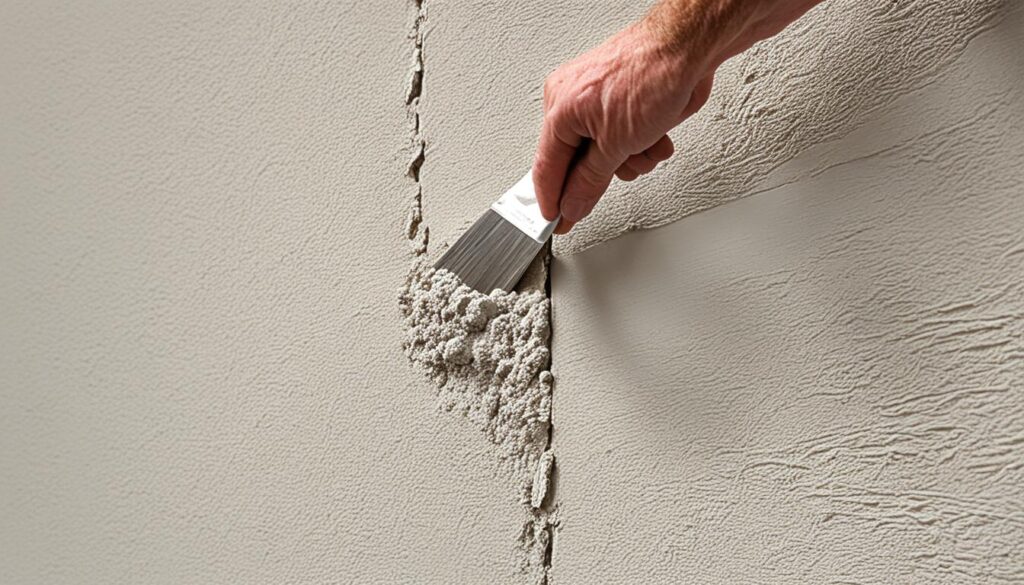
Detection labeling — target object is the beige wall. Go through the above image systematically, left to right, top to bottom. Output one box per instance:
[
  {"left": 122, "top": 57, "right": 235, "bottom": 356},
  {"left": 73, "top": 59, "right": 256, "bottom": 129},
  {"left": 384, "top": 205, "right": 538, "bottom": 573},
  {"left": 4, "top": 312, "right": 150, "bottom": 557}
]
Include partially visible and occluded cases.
[
  {"left": 2, "top": 0, "right": 1021, "bottom": 583},
  {"left": 1, "top": 2, "right": 541, "bottom": 583}
]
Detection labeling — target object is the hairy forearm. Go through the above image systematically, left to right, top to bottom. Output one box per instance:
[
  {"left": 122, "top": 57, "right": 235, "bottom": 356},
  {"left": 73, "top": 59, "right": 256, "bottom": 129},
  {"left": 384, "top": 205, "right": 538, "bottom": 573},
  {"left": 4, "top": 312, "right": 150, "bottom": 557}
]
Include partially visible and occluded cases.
[
  {"left": 643, "top": 0, "right": 823, "bottom": 69},
  {"left": 644, "top": 0, "right": 755, "bottom": 54}
]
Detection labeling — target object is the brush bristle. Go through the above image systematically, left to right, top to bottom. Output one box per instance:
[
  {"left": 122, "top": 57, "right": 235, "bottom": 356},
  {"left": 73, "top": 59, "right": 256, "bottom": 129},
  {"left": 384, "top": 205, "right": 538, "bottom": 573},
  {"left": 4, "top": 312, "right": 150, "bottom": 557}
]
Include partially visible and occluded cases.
[{"left": 434, "top": 210, "right": 544, "bottom": 293}]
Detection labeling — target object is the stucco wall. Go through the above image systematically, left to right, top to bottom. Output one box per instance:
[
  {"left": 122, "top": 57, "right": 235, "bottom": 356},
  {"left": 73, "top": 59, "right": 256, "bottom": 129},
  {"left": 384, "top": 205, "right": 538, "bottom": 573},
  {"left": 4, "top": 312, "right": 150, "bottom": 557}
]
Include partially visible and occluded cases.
[
  {"left": 2, "top": 0, "right": 1021, "bottom": 583},
  {"left": 1, "top": 2, "right": 543, "bottom": 583}
]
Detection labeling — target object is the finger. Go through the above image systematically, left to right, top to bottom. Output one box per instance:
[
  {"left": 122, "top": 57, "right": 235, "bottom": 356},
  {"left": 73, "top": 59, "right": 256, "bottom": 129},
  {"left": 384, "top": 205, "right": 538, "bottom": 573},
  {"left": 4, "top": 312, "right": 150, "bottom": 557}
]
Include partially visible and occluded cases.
[
  {"left": 678, "top": 74, "right": 715, "bottom": 122},
  {"left": 532, "top": 113, "right": 580, "bottom": 222},
  {"left": 618, "top": 133, "right": 675, "bottom": 182},
  {"left": 644, "top": 134, "right": 674, "bottom": 162},
  {"left": 559, "top": 143, "right": 621, "bottom": 223},
  {"left": 624, "top": 153, "right": 657, "bottom": 175},
  {"left": 615, "top": 165, "right": 640, "bottom": 182},
  {"left": 553, "top": 218, "right": 575, "bottom": 235}
]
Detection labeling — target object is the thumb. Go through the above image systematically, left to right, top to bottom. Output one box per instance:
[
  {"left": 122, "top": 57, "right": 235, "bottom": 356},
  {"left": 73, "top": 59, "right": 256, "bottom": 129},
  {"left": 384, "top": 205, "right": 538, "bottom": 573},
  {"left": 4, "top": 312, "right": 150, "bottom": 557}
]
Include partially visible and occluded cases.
[{"left": 559, "top": 142, "right": 621, "bottom": 223}]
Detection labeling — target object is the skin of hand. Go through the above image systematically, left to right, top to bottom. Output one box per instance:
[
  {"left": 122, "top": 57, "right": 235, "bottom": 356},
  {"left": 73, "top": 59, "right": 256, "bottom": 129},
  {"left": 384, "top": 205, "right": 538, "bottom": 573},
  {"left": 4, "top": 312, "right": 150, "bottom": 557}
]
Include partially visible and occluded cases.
[{"left": 533, "top": 0, "right": 825, "bottom": 234}]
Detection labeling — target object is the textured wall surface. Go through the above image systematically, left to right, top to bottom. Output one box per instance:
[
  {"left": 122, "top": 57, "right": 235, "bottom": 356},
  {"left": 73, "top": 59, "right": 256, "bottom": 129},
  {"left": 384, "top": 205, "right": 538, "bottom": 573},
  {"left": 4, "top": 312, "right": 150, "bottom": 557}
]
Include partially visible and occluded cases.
[
  {"left": 3, "top": 0, "right": 1022, "bottom": 583},
  {"left": 556, "top": 0, "right": 1010, "bottom": 255},
  {"left": 1, "top": 2, "right": 542, "bottom": 583},
  {"left": 550, "top": 3, "right": 1024, "bottom": 583}
]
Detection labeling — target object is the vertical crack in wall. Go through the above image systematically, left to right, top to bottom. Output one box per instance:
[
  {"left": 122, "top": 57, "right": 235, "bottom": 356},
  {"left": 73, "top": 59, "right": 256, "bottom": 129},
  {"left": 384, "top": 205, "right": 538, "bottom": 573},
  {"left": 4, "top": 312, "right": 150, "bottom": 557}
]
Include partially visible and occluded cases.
[
  {"left": 404, "top": 0, "right": 428, "bottom": 256},
  {"left": 400, "top": 3, "right": 556, "bottom": 582},
  {"left": 532, "top": 245, "right": 557, "bottom": 585},
  {"left": 544, "top": 250, "right": 557, "bottom": 584}
]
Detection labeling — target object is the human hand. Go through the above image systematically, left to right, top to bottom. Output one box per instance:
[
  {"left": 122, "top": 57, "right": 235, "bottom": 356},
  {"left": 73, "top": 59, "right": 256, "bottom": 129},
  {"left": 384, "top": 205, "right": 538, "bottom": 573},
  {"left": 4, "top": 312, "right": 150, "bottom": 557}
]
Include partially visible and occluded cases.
[{"left": 532, "top": 0, "right": 824, "bottom": 234}]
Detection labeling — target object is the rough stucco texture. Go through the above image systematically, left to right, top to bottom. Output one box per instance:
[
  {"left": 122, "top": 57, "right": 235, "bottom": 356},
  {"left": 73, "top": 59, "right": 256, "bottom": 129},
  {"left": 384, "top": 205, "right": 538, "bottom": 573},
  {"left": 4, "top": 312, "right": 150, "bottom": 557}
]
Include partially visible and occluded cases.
[
  {"left": 1, "top": 2, "right": 542, "bottom": 583},
  {"left": 550, "top": 3, "right": 1024, "bottom": 583}
]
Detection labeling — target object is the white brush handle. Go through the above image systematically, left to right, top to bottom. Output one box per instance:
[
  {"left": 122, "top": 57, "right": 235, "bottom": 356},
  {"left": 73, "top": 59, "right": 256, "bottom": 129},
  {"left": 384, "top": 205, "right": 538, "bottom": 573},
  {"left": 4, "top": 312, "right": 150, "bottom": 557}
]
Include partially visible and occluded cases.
[{"left": 489, "top": 171, "right": 559, "bottom": 244}]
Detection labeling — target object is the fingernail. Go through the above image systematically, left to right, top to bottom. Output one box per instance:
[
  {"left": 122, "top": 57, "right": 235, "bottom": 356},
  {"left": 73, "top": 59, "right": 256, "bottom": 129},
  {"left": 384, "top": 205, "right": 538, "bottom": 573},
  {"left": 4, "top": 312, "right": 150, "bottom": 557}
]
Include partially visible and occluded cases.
[{"left": 561, "top": 198, "right": 589, "bottom": 222}]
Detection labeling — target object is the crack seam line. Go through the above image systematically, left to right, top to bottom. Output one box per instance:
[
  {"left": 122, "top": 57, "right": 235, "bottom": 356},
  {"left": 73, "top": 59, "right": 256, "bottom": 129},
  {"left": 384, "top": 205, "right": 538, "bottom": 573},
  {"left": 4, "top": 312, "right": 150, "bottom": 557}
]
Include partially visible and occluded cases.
[
  {"left": 405, "top": 0, "right": 427, "bottom": 256},
  {"left": 541, "top": 242, "right": 556, "bottom": 584}
]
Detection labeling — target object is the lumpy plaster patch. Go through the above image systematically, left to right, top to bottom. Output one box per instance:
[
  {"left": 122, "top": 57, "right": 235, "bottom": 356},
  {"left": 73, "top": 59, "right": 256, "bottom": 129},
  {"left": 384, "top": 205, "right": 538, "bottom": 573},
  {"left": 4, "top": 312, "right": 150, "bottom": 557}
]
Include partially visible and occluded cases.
[{"left": 399, "top": 264, "right": 553, "bottom": 501}]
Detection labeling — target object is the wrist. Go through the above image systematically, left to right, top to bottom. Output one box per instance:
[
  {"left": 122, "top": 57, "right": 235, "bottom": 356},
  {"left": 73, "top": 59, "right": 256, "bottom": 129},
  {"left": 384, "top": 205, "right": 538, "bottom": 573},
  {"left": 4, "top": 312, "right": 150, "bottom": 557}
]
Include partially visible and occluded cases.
[{"left": 640, "top": 0, "right": 760, "bottom": 68}]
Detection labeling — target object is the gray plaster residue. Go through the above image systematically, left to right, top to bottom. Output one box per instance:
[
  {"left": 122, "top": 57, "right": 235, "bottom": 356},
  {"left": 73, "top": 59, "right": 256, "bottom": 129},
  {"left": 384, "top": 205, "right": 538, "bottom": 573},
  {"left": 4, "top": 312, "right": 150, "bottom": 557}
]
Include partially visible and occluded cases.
[{"left": 399, "top": 264, "right": 553, "bottom": 501}]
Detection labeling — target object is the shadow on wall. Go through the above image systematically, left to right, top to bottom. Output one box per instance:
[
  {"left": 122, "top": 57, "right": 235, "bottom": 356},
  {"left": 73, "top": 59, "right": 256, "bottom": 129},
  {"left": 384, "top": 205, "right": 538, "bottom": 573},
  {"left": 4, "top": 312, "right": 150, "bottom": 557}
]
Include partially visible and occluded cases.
[{"left": 558, "top": 0, "right": 1011, "bottom": 255}]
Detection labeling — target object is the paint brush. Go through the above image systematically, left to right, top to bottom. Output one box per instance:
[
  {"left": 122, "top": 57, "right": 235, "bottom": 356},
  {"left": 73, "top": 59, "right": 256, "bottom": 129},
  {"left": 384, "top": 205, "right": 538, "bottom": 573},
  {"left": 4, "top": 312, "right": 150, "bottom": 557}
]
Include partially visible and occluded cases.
[{"left": 434, "top": 171, "right": 558, "bottom": 293}]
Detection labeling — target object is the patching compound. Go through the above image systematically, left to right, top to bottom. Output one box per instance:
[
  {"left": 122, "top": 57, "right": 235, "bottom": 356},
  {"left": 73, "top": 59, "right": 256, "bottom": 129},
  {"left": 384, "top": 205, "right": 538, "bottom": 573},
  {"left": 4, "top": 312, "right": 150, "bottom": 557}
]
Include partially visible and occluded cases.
[
  {"left": 400, "top": 264, "right": 554, "bottom": 502},
  {"left": 400, "top": 265, "right": 556, "bottom": 582}
]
